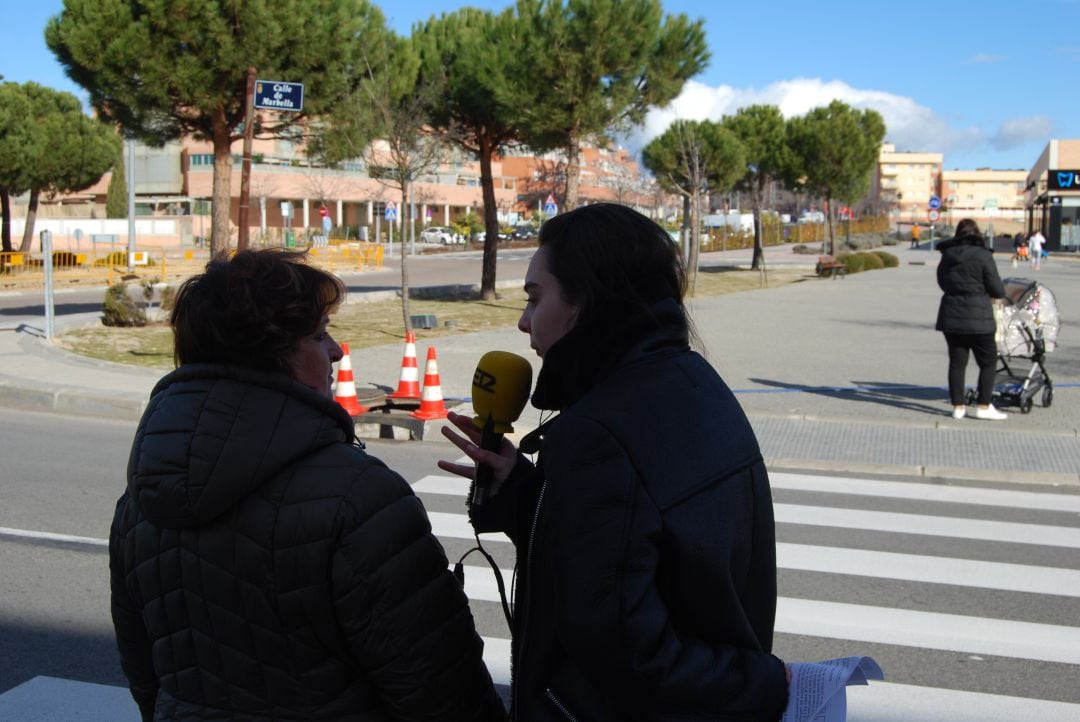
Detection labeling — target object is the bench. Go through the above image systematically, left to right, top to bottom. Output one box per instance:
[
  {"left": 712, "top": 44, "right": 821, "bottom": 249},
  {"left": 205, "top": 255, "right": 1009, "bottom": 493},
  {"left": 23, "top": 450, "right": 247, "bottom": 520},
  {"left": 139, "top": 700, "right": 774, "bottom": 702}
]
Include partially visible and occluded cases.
[{"left": 815, "top": 255, "right": 847, "bottom": 278}]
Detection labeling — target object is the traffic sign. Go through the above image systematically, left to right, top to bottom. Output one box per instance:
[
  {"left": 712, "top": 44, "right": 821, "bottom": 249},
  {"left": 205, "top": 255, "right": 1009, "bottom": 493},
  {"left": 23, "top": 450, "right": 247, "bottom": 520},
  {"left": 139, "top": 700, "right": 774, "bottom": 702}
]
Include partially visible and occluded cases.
[
  {"left": 254, "top": 80, "right": 304, "bottom": 111},
  {"left": 543, "top": 193, "right": 557, "bottom": 216},
  {"left": 928, "top": 195, "right": 942, "bottom": 210},
  {"left": 983, "top": 198, "right": 998, "bottom": 209},
  {"left": 384, "top": 201, "right": 398, "bottom": 221},
  {"left": 319, "top": 205, "right": 329, "bottom": 218},
  {"left": 928, "top": 209, "right": 940, "bottom": 222}
]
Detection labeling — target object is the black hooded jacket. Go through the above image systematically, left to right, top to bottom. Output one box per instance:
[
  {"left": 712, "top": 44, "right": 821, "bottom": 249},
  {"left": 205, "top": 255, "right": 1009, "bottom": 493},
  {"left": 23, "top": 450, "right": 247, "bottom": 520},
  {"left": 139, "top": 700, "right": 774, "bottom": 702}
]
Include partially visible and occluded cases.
[
  {"left": 935, "top": 233, "right": 1006, "bottom": 335},
  {"left": 472, "top": 300, "right": 788, "bottom": 721},
  {"left": 111, "top": 364, "right": 504, "bottom": 721}
]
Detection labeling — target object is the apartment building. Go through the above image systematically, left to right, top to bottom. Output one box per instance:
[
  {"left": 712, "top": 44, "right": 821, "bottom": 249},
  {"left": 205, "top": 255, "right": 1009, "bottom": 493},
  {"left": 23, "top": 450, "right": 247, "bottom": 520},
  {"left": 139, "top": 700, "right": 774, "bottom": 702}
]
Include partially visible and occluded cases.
[
  {"left": 33, "top": 131, "right": 661, "bottom": 244},
  {"left": 1025, "top": 139, "right": 1080, "bottom": 252},
  {"left": 873, "top": 143, "right": 943, "bottom": 223},
  {"left": 941, "top": 169, "right": 1027, "bottom": 224}
]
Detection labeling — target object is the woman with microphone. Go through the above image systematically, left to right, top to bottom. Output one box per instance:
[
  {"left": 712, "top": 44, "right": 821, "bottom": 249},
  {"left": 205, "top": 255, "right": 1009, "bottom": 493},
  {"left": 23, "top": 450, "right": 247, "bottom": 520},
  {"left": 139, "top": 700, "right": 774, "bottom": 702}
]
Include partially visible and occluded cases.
[{"left": 440, "top": 203, "right": 788, "bottom": 720}]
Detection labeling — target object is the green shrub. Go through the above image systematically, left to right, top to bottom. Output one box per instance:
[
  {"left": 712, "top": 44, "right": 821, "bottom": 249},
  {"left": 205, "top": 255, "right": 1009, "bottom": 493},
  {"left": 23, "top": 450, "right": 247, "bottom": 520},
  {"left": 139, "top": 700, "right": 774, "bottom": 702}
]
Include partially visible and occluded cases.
[
  {"left": 872, "top": 250, "right": 899, "bottom": 268},
  {"left": 837, "top": 252, "right": 864, "bottom": 273},
  {"left": 860, "top": 252, "right": 885, "bottom": 270},
  {"left": 102, "top": 283, "right": 147, "bottom": 327},
  {"left": 159, "top": 285, "right": 177, "bottom": 312}
]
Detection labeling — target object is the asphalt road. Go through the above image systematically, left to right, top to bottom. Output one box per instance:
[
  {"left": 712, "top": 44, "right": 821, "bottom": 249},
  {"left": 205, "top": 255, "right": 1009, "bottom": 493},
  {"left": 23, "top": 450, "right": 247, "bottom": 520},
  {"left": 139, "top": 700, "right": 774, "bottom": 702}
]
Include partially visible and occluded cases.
[{"left": 2, "top": 407, "right": 1079, "bottom": 720}]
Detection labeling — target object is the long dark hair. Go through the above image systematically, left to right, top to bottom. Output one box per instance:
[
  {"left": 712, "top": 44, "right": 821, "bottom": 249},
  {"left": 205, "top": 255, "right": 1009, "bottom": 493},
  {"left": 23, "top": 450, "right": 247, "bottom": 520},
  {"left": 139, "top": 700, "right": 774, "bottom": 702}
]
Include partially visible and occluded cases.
[
  {"left": 538, "top": 203, "right": 687, "bottom": 331},
  {"left": 171, "top": 250, "right": 345, "bottom": 374}
]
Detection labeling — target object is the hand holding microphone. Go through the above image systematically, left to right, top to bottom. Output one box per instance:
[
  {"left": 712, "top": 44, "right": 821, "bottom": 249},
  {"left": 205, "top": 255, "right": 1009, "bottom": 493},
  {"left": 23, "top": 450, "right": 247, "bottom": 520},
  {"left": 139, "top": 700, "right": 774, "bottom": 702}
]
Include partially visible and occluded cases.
[{"left": 469, "top": 351, "right": 532, "bottom": 506}]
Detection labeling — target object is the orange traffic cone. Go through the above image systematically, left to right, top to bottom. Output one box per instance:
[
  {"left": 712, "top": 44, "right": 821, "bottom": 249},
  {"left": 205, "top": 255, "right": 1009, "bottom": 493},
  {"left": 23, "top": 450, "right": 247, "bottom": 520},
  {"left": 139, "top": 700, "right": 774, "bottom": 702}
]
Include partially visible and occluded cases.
[
  {"left": 388, "top": 331, "right": 422, "bottom": 399},
  {"left": 334, "top": 343, "right": 368, "bottom": 416},
  {"left": 411, "top": 346, "right": 448, "bottom": 420}
]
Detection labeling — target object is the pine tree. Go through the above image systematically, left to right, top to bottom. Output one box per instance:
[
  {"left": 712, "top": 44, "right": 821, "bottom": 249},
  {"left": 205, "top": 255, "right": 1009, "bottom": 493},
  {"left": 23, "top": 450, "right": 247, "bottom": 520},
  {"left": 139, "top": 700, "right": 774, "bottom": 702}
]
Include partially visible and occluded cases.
[{"left": 105, "top": 149, "right": 127, "bottom": 219}]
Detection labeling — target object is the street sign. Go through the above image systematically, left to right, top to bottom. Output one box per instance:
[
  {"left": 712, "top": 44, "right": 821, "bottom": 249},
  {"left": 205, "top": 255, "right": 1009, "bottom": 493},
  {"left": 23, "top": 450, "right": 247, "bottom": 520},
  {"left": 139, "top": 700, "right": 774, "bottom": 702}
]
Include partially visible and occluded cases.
[
  {"left": 253, "top": 80, "right": 304, "bottom": 111},
  {"left": 543, "top": 193, "right": 557, "bottom": 216},
  {"left": 928, "top": 195, "right": 942, "bottom": 210},
  {"left": 983, "top": 198, "right": 998, "bottom": 209},
  {"left": 280, "top": 200, "right": 293, "bottom": 218},
  {"left": 384, "top": 201, "right": 398, "bottom": 221},
  {"left": 319, "top": 205, "right": 329, "bottom": 218},
  {"left": 928, "top": 209, "right": 940, "bottom": 222},
  {"left": 322, "top": 215, "right": 332, "bottom": 234}
]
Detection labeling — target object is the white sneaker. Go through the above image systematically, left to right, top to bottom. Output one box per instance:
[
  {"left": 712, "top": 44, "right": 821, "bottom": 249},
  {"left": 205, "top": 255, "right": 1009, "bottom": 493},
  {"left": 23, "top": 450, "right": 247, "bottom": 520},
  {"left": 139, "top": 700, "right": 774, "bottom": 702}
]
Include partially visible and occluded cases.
[
  {"left": 974, "top": 405, "right": 1007, "bottom": 420},
  {"left": 952, "top": 407, "right": 966, "bottom": 419}
]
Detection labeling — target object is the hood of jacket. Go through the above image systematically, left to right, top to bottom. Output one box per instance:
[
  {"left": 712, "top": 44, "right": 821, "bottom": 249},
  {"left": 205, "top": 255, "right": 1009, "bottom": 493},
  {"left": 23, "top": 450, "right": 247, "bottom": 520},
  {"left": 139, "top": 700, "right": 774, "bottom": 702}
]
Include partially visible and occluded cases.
[
  {"left": 936, "top": 232, "right": 987, "bottom": 254},
  {"left": 531, "top": 297, "right": 689, "bottom": 411},
  {"left": 126, "top": 363, "right": 355, "bottom": 530}
]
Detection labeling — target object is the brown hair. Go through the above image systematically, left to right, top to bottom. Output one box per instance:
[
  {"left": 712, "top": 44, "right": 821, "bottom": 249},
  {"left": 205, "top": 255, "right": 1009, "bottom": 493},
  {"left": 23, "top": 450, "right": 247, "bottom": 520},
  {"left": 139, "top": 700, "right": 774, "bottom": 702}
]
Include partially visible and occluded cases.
[
  {"left": 955, "top": 218, "right": 981, "bottom": 238},
  {"left": 171, "top": 250, "right": 345, "bottom": 374}
]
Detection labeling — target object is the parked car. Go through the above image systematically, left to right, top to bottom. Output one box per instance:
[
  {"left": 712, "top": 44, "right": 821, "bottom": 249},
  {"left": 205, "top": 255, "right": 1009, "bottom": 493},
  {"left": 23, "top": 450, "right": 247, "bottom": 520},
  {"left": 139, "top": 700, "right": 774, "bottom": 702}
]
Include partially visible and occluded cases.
[
  {"left": 512, "top": 225, "right": 538, "bottom": 241},
  {"left": 420, "top": 226, "right": 463, "bottom": 244},
  {"left": 472, "top": 230, "right": 512, "bottom": 243}
]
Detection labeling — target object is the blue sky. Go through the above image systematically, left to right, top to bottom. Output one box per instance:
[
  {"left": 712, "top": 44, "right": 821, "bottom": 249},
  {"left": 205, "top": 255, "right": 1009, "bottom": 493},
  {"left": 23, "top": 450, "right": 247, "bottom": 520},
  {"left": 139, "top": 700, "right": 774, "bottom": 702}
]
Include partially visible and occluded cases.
[{"left": 4, "top": 0, "right": 1077, "bottom": 171}]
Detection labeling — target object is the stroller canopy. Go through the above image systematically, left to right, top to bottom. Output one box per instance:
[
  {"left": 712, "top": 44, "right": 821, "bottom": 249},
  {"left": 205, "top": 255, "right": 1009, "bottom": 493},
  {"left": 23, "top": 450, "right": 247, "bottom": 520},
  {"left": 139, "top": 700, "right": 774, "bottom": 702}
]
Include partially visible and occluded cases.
[{"left": 999, "top": 278, "right": 1060, "bottom": 355}]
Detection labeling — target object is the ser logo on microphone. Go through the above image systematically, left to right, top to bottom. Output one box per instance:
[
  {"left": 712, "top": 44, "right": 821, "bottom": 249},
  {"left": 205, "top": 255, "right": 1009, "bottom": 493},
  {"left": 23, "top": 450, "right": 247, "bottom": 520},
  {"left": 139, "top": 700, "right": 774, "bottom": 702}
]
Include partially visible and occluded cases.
[{"left": 473, "top": 368, "right": 496, "bottom": 393}]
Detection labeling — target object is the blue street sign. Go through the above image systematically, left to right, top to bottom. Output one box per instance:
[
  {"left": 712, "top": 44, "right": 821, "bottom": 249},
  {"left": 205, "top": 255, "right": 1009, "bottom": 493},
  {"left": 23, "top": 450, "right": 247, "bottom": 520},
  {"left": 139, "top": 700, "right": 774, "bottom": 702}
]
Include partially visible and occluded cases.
[
  {"left": 253, "top": 80, "right": 304, "bottom": 111},
  {"left": 543, "top": 193, "right": 558, "bottom": 216},
  {"left": 928, "top": 195, "right": 941, "bottom": 210},
  {"left": 384, "top": 202, "right": 398, "bottom": 221},
  {"left": 322, "top": 215, "right": 332, "bottom": 234}
]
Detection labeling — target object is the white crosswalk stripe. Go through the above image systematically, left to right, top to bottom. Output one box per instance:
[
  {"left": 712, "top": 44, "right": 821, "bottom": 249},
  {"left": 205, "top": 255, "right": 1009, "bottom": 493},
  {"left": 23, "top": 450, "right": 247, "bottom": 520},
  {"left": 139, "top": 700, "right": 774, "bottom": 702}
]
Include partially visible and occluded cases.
[
  {"left": 4, "top": 469, "right": 1078, "bottom": 720},
  {"left": 420, "top": 469, "right": 1080, "bottom": 720}
]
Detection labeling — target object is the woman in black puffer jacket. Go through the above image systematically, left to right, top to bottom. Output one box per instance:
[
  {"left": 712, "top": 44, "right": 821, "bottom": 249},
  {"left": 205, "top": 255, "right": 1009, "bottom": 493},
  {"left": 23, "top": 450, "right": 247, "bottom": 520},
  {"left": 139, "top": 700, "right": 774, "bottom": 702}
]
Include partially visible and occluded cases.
[
  {"left": 439, "top": 204, "right": 789, "bottom": 721},
  {"left": 935, "top": 218, "right": 1008, "bottom": 420},
  {"left": 111, "top": 250, "right": 504, "bottom": 721}
]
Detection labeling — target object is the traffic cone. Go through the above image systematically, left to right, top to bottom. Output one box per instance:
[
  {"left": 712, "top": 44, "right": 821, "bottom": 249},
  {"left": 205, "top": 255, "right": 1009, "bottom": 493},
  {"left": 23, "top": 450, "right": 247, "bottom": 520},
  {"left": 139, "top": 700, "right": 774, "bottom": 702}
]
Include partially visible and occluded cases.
[
  {"left": 388, "top": 331, "right": 422, "bottom": 399},
  {"left": 333, "top": 343, "right": 368, "bottom": 416},
  {"left": 411, "top": 346, "right": 448, "bottom": 420}
]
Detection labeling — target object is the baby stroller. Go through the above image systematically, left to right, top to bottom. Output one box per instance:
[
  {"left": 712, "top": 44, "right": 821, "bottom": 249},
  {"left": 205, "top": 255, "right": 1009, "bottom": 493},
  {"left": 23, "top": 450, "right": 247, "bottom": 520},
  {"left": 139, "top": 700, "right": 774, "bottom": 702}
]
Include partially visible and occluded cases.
[{"left": 966, "top": 278, "right": 1060, "bottom": 413}]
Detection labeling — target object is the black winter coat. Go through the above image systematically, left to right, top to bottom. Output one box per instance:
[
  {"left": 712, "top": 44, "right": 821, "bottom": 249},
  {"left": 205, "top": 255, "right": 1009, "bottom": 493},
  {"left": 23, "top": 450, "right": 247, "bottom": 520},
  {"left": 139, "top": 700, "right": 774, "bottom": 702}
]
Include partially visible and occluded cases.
[
  {"left": 935, "top": 234, "right": 1006, "bottom": 335},
  {"left": 472, "top": 301, "right": 788, "bottom": 721},
  {"left": 111, "top": 364, "right": 504, "bottom": 721}
]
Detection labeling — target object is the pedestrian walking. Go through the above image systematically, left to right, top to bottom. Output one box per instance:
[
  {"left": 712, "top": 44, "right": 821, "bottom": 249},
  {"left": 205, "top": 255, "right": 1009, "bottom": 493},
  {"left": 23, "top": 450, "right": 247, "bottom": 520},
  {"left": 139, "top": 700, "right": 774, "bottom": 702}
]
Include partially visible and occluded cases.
[
  {"left": 439, "top": 203, "right": 789, "bottom": 720},
  {"left": 935, "top": 218, "right": 1008, "bottom": 420},
  {"left": 910, "top": 223, "right": 922, "bottom": 248},
  {"left": 1028, "top": 228, "right": 1046, "bottom": 270},
  {"left": 110, "top": 250, "right": 504, "bottom": 721}
]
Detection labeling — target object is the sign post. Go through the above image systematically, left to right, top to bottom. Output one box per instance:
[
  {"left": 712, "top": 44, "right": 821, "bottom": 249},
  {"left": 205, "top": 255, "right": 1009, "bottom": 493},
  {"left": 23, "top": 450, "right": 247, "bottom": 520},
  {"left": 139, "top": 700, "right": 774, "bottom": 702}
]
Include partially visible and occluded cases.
[
  {"left": 239, "top": 78, "right": 304, "bottom": 251},
  {"left": 543, "top": 193, "right": 558, "bottom": 219},
  {"left": 927, "top": 196, "right": 941, "bottom": 246},
  {"left": 385, "top": 201, "right": 398, "bottom": 258}
]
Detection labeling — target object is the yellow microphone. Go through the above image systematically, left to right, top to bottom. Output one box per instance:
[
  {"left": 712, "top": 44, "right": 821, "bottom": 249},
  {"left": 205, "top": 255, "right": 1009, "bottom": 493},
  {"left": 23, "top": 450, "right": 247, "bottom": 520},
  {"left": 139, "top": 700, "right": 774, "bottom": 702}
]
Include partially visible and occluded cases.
[{"left": 470, "top": 351, "right": 533, "bottom": 505}]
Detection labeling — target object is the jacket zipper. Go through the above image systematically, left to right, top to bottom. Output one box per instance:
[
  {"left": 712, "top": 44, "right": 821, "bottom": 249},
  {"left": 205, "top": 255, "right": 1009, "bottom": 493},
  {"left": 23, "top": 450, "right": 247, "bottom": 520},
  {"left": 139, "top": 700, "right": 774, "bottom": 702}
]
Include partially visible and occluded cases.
[
  {"left": 511, "top": 479, "right": 548, "bottom": 721},
  {"left": 545, "top": 688, "right": 579, "bottom": 721}
]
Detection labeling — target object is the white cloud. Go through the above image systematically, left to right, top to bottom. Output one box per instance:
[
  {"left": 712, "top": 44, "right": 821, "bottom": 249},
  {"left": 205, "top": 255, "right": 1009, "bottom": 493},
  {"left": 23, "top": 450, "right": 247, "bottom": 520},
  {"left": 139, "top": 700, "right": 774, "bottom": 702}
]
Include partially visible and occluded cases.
[
  {"left": 967, "top": 53, "right": 1004, "bottom": 64},
  {"left": 627, "top": 77, "right": 989, "bottom": 161},
  {"left": 990, "top": 116, "right": 1054, "bottom": 150}
]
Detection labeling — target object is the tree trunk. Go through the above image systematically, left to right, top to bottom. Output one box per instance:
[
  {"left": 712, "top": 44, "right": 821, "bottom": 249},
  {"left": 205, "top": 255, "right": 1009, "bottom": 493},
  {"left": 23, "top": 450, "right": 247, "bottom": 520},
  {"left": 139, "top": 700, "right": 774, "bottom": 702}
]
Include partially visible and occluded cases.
[
  {"left": 210, "top": 109, "right": 234, "bottom": 257},
  {"left": 563, "top": 132, "right": 582, "bottom": 211},
  {"left": 478, "top": 134, "right": 499, "bottom": 301},
  {"left": 750, "top": 180, "right": 764, "bottom": 270},
  {"left": 399, "top": 185, "right": 411, "bottom": 334},
  {"left": 18, "top": 188, "right": 39, "bottom": 253},
  {"left": 0, "top": 189, "right": 11, "bottom": 253},
  {"left": 686, "top": 189, "right": 700, "bottom": 296},
  {"left": 825, "top": 197, "right": 835, "bottom": 255}
]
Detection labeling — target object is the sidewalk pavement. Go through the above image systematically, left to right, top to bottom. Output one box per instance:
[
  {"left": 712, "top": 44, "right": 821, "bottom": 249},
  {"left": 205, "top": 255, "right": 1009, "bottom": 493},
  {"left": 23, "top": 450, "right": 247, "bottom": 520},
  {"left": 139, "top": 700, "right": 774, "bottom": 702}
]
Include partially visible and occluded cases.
[{"left": 1, "top": 239, "right": 1077, "bottom": 487}]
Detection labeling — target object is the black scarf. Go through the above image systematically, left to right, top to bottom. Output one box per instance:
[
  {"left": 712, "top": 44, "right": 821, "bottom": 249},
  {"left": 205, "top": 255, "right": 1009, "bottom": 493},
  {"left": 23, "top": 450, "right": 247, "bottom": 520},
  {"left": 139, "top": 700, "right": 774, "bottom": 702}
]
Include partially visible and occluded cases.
[{"left": 529, "top": 298, "right": 690, "bottom": 412}]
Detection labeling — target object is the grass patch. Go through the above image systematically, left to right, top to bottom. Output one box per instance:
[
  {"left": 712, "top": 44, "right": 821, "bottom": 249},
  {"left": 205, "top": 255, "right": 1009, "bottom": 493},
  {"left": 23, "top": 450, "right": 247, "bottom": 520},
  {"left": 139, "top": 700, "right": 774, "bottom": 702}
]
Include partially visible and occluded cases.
[{"left": 56, "top": 268, "right": 809, "bottom": 369}]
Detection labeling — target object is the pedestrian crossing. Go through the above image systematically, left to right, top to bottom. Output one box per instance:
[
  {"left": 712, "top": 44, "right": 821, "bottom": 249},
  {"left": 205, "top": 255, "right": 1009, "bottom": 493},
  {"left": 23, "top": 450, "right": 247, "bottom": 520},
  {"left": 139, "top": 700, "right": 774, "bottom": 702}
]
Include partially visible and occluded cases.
[
  {"left": 419, "top": 467, "right": 1080, "bottom": 720},
  {"left": 2, "top": 469, "right": 1079, "bottom": 721}
]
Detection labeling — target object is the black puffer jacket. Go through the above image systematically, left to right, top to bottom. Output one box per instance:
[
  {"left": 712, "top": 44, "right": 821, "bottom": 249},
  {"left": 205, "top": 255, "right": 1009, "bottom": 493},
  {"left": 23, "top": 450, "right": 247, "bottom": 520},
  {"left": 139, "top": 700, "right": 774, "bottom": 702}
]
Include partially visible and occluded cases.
[
  {"left": 935, "top": 234, "right": 1006, "bottom": 334},
  {"left": 472, "top": 301, "right": 788, "bottom": 721},
  {"left": 111, "top": 364, "right": 504, "bottom": 721}
]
